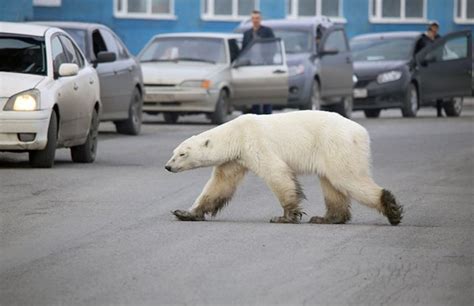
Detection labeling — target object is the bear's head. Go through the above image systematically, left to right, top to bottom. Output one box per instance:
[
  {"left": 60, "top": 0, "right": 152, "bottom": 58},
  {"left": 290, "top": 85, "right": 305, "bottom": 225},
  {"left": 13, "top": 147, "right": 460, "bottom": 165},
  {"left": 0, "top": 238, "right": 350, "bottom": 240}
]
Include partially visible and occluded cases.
[{"left": 165, "top": 135, "right": 216, "bottom": 173}]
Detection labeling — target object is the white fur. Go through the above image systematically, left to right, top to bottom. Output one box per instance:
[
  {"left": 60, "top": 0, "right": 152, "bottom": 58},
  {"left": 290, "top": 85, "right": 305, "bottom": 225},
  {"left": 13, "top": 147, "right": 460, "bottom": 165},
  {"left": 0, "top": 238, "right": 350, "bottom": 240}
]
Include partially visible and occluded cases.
[{"left": 166, "top": 110, "right": 386, "bottom": 222}]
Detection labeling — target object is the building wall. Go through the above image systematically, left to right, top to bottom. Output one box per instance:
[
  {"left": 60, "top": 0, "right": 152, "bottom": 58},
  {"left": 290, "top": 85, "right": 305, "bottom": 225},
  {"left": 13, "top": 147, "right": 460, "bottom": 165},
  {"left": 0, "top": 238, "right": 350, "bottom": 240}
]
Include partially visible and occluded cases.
[
  {"left": 0, "top": 0, "right": 34, "bottom": 21},
  {"left": 32, "top": 0, "right": 473, "bottom": 55}
]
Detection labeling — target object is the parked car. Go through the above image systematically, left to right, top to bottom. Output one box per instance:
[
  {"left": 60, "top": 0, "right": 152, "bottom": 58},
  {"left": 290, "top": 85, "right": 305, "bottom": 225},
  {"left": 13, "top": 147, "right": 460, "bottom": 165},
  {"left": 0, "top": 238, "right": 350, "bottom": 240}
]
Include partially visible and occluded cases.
[
  {"left": 235, "top": 16, "right": 355, "bottom": 118},
  {"left": 0, "top": 22, "right": 103, "bottom": 167},
  {"left": 35, "top": 22, "right": 144, "bottom": 135},
  {"left": 350, "top": 31, "right": 472, "bottom": 118},
  {"left": 139, "top": 32, "right": 289, "bottom": 124}
]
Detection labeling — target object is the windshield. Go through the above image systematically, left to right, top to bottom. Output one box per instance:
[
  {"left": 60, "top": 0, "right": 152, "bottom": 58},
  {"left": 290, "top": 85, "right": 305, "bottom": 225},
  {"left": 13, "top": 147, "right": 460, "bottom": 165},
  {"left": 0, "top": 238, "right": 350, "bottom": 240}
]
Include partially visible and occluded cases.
[
  {"left": 62, "top": 28, "right": 88, "bottom": 57},
  {"left": 274, "top": 29, "right": 312, "bottom": 54},
  {"left": 0, "top": 35, "right": 47, "bottom": 76},
  {"left": 139, "top": 37, "right": 226, "bottom": 64},
  {"left": 351, "top": 37, "right": 416, "bottom": 62}
]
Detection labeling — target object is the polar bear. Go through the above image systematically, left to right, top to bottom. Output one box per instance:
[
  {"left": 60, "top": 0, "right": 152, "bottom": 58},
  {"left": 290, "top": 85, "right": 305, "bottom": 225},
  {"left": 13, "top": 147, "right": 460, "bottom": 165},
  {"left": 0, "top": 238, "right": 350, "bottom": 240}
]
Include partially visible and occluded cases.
[{"left": 165, "top": 111, "right": 403, "bottom": 225}]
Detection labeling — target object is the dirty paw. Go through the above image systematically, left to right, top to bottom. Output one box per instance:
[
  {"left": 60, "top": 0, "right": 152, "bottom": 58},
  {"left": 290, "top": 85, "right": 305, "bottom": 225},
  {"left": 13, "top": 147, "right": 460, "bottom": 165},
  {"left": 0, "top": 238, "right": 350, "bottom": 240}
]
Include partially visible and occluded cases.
[
  {"left": 172, "top": 210, "right": 205, "bottom": 221},
  {"left": 270, "top": 216, "right": 299, "bottom": 224},
  {"left": 308, "top": 216, "right": 329, "bottom": 224}
]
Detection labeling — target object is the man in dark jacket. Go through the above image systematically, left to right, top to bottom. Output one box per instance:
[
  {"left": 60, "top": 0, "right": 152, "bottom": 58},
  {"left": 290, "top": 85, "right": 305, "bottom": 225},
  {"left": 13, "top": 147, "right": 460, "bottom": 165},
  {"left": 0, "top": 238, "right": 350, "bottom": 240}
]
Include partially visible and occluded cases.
[
  {"left": 242, "top": 10, "right": 275, "bottom": 115},
  {"left": 414, "top": 21, "right": 444, "bottom": 117}
]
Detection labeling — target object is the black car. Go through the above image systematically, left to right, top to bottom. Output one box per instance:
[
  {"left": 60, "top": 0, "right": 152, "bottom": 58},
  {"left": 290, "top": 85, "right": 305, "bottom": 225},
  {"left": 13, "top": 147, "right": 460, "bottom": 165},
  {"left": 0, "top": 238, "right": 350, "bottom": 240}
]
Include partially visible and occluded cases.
[
  {"left": 35, "top": 22, "right": 144, "bottom": 135},
  {"left": 350, "top": 31, "right": 472, "bottom": 118}
]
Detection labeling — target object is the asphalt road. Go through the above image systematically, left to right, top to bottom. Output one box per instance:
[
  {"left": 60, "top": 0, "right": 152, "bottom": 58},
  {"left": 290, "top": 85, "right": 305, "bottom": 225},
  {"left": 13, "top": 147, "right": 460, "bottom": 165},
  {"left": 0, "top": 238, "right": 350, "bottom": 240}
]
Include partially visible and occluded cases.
[{"left": 1, "top": 106, "right": 473, "bottom": 305}]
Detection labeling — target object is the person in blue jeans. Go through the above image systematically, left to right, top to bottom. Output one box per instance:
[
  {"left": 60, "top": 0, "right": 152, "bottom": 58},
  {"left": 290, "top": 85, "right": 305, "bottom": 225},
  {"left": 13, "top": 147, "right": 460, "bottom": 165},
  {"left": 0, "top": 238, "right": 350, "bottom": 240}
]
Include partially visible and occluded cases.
[{"left": 242, "top": 10, "right": 275, "bottom": 115}]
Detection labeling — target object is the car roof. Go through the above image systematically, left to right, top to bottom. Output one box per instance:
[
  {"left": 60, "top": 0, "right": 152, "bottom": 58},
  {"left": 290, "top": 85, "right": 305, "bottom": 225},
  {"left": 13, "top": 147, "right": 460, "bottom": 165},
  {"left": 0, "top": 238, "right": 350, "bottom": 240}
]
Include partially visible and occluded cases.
[
  {"left": 237, "top": 16, "right": 334, "bottom": 31},
  {"left": 32, "top": 21, "right": 108, "bottom": 31},
  {"left": 0, "top": 22, "right": 51, "bottom": 37},
  {"left": 352, "top": 31, "right": 422, "bottom": 41},
  {"left": 152, "top": 32, "right": 242, "bottom": 39}
]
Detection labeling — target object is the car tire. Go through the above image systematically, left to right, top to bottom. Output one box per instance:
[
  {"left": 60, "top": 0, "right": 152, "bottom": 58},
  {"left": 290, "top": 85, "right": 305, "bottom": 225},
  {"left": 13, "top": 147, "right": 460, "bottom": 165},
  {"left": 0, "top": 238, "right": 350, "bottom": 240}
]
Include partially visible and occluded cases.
[
  {"left": 302, "top": 80, "right": 321, "bottom": 110},
  {"left": 401, "top": 83, "right": 418, "bottom": 118},
  {"left": 114, "top": 88, "right": 143, "bottom": 135},
  {"left": 210, "top": 90, "right": 230, "bottom": 125},
  {"left": 325, "top": 96, "right": 353, "bottom": 118},
  {"left": 443, "top": 97, "right": 463, "bottom": 117},
  {"left": 71, "top": 108, "right": 99, "bottom": 163},
  {"left": 364, "top": 109, "right": 381, "bottom": 118},
  {"left": 29, "top": 110, "right": 57, "bottom": 168},
  {"left": 163, "top": 112, "right": 179, "bottom": 124}
]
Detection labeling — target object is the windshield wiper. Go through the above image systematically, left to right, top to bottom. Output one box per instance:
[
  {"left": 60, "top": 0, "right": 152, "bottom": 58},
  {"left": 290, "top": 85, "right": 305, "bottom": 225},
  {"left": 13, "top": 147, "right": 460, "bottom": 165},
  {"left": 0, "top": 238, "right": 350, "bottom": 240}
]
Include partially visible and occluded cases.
[
  {"left": 173, "top": 57, "right": 216, "bottom": 64},
  {"left": 140, "top": 59, "right": 177, "bottom": 63}
]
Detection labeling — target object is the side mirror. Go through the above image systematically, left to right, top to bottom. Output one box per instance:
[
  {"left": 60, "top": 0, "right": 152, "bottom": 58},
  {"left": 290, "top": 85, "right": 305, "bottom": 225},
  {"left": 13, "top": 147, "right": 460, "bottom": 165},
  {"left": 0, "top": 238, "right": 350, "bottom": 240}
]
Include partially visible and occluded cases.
[
  {"left": 319, "top": 48, "right": 339, "bottom": 56},
  {"left": 94, "top": 51, "right": 116, "bottom": 66},
  {"left": 420, "top": 54, "right": 436, "bottom": 67},
  {"left": 233, "top": 58, "right": 251, "bottom": 68},
  {"left": 58, "top": 63, "right": 79, "bottom": 77}
]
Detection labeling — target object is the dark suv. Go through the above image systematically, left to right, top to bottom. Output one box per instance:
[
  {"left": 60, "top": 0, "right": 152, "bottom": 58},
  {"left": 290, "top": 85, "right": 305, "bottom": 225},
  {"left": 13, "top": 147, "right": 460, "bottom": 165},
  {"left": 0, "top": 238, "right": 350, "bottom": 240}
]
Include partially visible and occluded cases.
[{"left": 235, "top": 17, "right": 354, "bottom": 118}]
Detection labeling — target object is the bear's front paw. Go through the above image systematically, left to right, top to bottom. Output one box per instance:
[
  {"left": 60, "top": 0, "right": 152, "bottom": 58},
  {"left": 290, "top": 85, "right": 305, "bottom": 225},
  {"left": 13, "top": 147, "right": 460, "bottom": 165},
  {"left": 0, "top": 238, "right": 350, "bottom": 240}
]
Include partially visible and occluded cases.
[
  {"left": 172, "top": 210, "right": 205, "bottom": 221},
  {"left": 270, "top": 216, "right": 299, "bottom": 224}
]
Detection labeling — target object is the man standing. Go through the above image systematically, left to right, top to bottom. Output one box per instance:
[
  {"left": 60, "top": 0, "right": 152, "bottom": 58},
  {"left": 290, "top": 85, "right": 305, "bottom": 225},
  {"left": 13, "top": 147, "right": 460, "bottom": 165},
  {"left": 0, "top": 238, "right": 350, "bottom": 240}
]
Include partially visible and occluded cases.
[
  {"left": 242, "top": 10, "right": 275, "bottom": 115},
  {"left": 415, "top": 21, "right": 443, "bottom": 117}
]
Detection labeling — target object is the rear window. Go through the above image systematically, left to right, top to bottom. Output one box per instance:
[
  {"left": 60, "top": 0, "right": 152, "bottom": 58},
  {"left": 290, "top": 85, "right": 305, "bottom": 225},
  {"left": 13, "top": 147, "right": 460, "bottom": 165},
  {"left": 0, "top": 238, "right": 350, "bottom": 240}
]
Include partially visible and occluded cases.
[{"left": 0, "top": 35, "right": 47, "bottom": 76}]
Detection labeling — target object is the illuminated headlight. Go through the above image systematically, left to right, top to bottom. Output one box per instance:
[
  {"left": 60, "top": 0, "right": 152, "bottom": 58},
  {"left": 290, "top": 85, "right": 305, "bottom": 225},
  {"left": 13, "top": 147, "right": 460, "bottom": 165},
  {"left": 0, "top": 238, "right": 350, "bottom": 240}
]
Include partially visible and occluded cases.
[
  {"left": 288, "top": 64, "right": 305, "bottom": 77},
  {"left": 377, "top": 71, "right": 402, "bottom": 84},
  {"left": 180, "top": 80, "right": 211, "bottom": 89},
  {"left": 4, "top": 89, "right": 40, "bottom": 111}
]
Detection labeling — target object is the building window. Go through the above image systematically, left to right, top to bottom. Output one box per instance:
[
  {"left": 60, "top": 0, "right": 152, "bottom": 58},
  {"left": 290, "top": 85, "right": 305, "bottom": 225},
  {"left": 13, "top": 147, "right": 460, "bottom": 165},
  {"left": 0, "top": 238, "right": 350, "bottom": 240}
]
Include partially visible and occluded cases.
[
  {"left": 33, "top": 0, "right": 61, "bottom": 6},
  {"left": 115, "top": 0, "right": 175, "bottom": 20},
  {"left": 202, "top": 0, "right": 258, "bottom": 21},
  {"left": 286, "top": 0, "right": 343, "bottom": 18},
  {"left": 370, "top": 0, "right": 427, "bottom": 23},
  {"left": 455, "top": 0, "right": 474, "bottom": 24}
]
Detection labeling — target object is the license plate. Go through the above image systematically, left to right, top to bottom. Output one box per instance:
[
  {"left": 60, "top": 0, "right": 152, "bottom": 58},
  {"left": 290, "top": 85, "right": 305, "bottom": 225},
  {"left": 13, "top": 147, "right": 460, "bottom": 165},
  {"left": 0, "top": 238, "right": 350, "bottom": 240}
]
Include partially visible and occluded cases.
[{"left": 353, "top": 88, "right": 368, "bottom": 98}]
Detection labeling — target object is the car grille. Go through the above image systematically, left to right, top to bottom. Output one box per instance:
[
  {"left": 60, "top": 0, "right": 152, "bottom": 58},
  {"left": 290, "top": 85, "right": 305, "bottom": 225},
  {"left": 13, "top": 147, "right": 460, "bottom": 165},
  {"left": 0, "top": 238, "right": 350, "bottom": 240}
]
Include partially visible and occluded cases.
[
  {"left": 355, "top": 78, "right": 374, "bottom": 88},
  {"left": 144, "top": 84, "right": 176, "bottom": 87}
]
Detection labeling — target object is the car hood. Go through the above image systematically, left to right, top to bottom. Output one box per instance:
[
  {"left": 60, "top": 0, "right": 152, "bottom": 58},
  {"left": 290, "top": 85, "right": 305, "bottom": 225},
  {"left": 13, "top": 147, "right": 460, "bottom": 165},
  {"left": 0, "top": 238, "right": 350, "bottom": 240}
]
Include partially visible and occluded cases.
[
  {"left": 286, "top": 53, "right": 312, "bottom": 66},
  {"left": 353, "top": 60, "right": 408, "bottom": 78},
  {"left": 141, "top": 62, "right": 226, "bottom": 85},
  {"left": 0, "top": 72, "right": 45, "bottom": 97}
]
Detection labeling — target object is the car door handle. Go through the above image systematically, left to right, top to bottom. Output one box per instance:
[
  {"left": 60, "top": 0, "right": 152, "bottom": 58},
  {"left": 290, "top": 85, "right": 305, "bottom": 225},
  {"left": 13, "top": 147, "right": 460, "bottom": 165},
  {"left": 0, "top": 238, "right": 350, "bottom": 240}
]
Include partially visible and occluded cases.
[
  {"left": 273, "top": 69, "right": 287, "bottom": 74},
  {"left": 89, "top": 79, "right": 94, "bottom": 85},
  {"left": 73, "top": 83, "right": 79, "bottom": 91}
]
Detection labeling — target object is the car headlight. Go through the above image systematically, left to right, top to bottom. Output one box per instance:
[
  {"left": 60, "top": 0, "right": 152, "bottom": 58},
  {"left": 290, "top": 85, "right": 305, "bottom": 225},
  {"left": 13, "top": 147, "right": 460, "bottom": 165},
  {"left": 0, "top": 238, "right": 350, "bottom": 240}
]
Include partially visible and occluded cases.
[
  {"left": 288, "top": 64, "right": 305, "bottom": 77},
  {"left": 377, "top": 71, "right": 402, "bottom": 84},
  {"left": 352, "top": 74, "right": 358, "bottom": 85},
  {"left": 180, "top": 80, "right": 211, "bottom": 89},
  {"left": 3, "top": 89, "right": 40, "bottom": 111}
]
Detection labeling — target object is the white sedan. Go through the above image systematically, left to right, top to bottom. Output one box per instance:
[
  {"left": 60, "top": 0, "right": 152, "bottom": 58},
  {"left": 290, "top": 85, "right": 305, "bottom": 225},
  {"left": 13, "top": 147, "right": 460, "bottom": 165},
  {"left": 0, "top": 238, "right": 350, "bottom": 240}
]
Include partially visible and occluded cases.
[{"left": 0, "top": 22, "right": 107, "bottom": 167}]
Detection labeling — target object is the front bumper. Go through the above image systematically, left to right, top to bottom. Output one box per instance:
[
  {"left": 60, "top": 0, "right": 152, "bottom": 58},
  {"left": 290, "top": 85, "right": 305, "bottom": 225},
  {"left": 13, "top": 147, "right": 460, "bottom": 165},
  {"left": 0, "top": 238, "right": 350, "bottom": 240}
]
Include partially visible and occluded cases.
[
  {"left": 353, "top": 78, "right": 406, "bottom": 110},
  {"left": 143, "top": 86, "right": 219, "bottom": 113},
  {"left": 0, "top": 109, "right": 51, "bottom": 151}
]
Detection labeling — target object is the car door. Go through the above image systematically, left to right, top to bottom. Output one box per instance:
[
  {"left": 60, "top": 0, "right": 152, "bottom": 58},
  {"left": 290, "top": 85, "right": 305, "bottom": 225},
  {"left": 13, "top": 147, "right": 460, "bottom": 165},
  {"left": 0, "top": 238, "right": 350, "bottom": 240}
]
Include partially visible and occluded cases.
[
  {"left": 318, "top": 26, "right": 353, "bottom": 98},
  {"left": 97, "top": 28, "right": 133, "bottom": 120},
  {"left": 416, "top": 30, "right": 472, "bottom": 102},
  {"left": 60, "top": 34, "right": 96, "bottom": 139},
  {"left": 50, "top": 35, "right": 82, "bottom": 141},
  {"left": 230, "top": 38, "right": 288, "bottom": 106}
]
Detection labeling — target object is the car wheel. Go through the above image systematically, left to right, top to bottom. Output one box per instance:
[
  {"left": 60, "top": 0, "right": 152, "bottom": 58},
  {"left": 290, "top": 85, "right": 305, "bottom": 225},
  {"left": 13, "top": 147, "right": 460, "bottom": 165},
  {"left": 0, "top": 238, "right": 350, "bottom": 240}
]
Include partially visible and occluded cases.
[
  {"left": 302, "top": 80, "right": 321, "bottom": 110},
  {"left": 401, "top": 83, "right": 418, "bottom": 118},
  {"left": 115, "top": 88, "right": 143, "bottom": 135},
  {"left": 210, "top": 90, "right": 230, "bottom": 125},
  {"left": 326, "top": 96, "right": 353, "bottom": 118},
  {"left": 443, "top": 97, "right": 463, "bottom": 117},
  {"left": 71, "top": 108, "right": 99, "bottom": 163},
  {"left": 364, "top": 109, "right": 381, "bottom": 118},
  {"left": 29, "top": 110, "right": 57, "bottom": 168},
  {"left": 163, "top": 112, "right": 179, "bottom": 124}
]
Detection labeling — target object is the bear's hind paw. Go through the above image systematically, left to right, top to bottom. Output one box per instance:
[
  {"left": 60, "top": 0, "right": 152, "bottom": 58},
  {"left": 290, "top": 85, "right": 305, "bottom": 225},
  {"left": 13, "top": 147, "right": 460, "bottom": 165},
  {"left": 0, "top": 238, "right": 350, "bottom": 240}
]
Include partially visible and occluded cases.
[
  {"left": 172, "top": 210, "right": 205, "bottom": 221},
  {"left": 270, "top": 216, "right": 300, "bottom": 224}
]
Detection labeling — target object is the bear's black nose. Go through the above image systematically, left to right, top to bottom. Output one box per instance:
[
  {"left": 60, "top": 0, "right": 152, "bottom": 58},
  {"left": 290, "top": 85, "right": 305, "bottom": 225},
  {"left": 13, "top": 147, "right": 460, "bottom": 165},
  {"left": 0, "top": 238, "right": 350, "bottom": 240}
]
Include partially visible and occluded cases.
[{"left": 165, "top": 165, "right": 172, "bottom": 172}]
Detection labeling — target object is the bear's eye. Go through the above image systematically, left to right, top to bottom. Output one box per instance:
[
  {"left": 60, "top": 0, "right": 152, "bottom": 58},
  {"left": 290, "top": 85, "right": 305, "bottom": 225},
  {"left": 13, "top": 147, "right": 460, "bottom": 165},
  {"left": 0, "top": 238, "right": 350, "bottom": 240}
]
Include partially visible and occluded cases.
[{"left": 179, "top": 153, "right": 186, "bottom": 157}]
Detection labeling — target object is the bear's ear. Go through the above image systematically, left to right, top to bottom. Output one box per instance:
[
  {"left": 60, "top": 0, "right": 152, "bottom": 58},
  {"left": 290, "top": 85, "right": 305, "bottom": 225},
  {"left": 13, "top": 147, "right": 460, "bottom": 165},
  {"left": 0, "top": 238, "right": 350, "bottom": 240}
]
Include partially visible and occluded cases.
[{"left": 204, "top": 139, "right": 210, "bottom": 148}]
